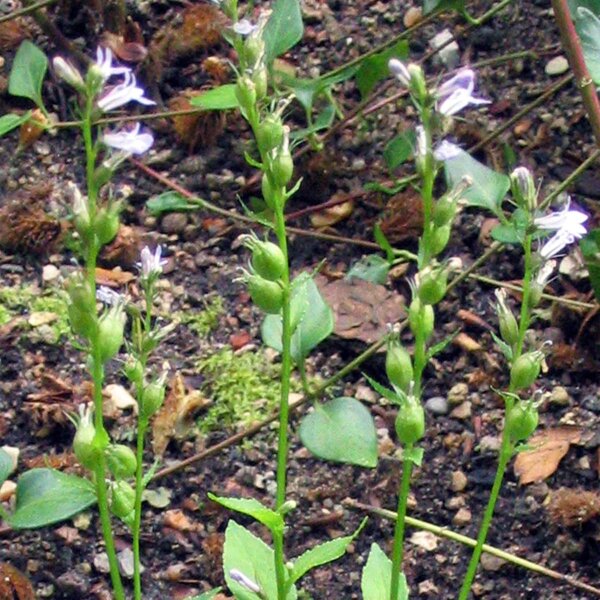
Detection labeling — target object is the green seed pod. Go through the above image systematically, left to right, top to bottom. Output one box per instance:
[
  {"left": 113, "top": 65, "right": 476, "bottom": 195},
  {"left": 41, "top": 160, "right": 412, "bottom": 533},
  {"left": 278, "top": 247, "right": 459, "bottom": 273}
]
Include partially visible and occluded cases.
[
  {"left": 244, "top": 36, "right": 264, "bottom": 67},
  {"left": 252, "top": 65, "right": 268, "bottom": 100},
  {"left": 235, "top": 76, "right": 256, "bottom": 116},
  {"left": 256, "top": 115, "right": 284, "bottom": 154},
  {"left": 271, "top": 152, "right": 293, "bottom": 188},
  {"left": 261, "top": 173, "right": 276, "bottom": 210},
  {"left": 433, "top": 194, "right": 458, "bottom": 228},
  {"left": 95, "top": 204, "right": 121, "bottom": 245},
  {"left": 430, "top": 224, "right": 451, "bottom": 257},
  {"left": 251, "top": 240, "right": 286, "bottom": 281},
  {"left": 417, "top": 268, "right": 448, "bottom": 305},
  {"left": 248, "top": 275, "right": 283, "bottom": 314},
  {"left": 67, "top": 276, "right": 96, "bottom": 339},
  {"left": 494, "top": 289, "right": 519, "bottom": 347},
  {"left": 408, "top": 297, "right": 434, "bottom": 340},
  {"left": 68, "top": 303, "right": 97, "bottom": 340},
  {"left": 98, "top": 304, "right": 126, "bottom": 363},
  {"left": 386, "top": 340, "right": 413, "bottom": 392},
  {"left": 510, "top": 351, "right": 542, "bottom": 390},
  {"left": 123, "top": 357, "right": 143, "bottom": 384},
  {"left": 141, "top": 378, "right": 166, "bottom": 420},
  {"left": 395, "top": 397, "right": 425, "bottom": 445},
  {"left": 506, "top": 402, "right": 538, "bottom": 442},
  {"left": 73, "top": 405, "right": 98, "bottom": 469},
  {"left": 106, "top": 444, "right": 137, "bottom": 480},
  {"left": 110, "top": 480, "right": 135, "bottom": 519}
]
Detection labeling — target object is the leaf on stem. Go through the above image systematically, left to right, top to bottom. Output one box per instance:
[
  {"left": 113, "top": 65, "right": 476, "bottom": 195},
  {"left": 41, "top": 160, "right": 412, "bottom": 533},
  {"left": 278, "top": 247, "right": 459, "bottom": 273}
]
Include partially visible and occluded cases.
[
  {"left": 264, "top": 0, "right": 304, "bottom": 63},
  {"left": 8, "top": 40, "right": 48, "bottom": 109},
  {"left": 208, "top": 493, "right": 283, "bottom": 534},
  {"left": 361, "top": 543, "right": 409, "bottom": 600}
]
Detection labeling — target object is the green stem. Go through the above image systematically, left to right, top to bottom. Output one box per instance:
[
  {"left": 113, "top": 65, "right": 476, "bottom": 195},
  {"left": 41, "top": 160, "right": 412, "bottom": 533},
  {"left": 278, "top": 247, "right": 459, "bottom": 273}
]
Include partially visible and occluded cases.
[
  {"left": 132, "top": 418, "right": 148, "bottom": 600},
  {"left": 457, "top": 432, "right": 512, "bottom": 600},
  {"left": 389, "top": 447, "right": 414, "bottom": 600}
]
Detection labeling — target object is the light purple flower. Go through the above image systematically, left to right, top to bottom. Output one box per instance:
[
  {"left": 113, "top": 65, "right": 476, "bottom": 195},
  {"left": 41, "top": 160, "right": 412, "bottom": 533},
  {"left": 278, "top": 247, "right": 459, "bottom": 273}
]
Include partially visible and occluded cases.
[
  {"left": 233, "top": 18, "right": 257, "bottom": 36},
  {"left": 94, "top": 46, "right": 131, "bottom": 83},
  {"left": 53, "top": 56, "right": 85, "bottom": 89},
  {"left": 388, "top": 58, "right": 411, "bottom": 87},
  {"left": 436, "top": 68, "right": 490, "bottom": 116},
  {"left": 97, "top": 72, "right": 155, "bottom": 112},
  {"left": 103, "top": 123, "right": 154, "bottom": 154},
  {"left": 415, "top": 125, "right": 427, "bottom": 159},
  {"left": 433, "top": 140, "right": 462, "bottom": 162},
  {"left": 533, "top": 200, "right": 588, "bottom": 237},
  {"left": 539, "top": 229, "right": 580, "bottom": 260},
  {"left": 138, "top": 245, "right": 167, "bottom": 278},
  {"left": 534, "top": 260, "right": 556, "bottom": 288},
  {"left": 229, "top": 569, "right": 261, "bottom": 594}
]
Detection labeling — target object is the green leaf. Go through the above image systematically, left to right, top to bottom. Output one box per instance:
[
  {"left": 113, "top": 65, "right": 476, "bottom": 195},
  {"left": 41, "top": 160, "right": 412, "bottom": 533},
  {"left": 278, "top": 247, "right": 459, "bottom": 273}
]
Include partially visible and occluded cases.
[
  {"left": 264, "top": 0, "right": 303, "bottom": 63},
  {"left": 423, "top": 0, "right": 465, "bottom": 15},
  {"left": 568, "top": 0, "right": 600, "bottom": 19},
  {"left": 576, "top": 7, "right": 600, "bottom": 85},
  {"left": 355, "top": 40, "right": 409, "bottom": 99},
  {"left": 8, "top": 41, "right": 48, "bottom": 108},
  {"left": 190, "top": 84, "right": 239, "bottom": 110},
  {"left": 290, "top": 103, "right": 336, "bottom": 141},
  {"left": 0, "top": 112, "right": 31, "bottom": 137},
  {"left": 384, "top": 130, "right": 416, "bottom": 171},
  {"left": 442, "top": 148, "right": 509, "bottom": 215},
  {"left": 146, "top": 191, "right": 197, "bottom": 216},
  {"left": 490, "top": 208, "right": 530, "bottom": 245},
  {"left": 374, "top": 223, "right": 396, "bottom": 262},
  {"left": 580, "top": 228, "right": 600, "bottom": 301},
  {"left": 346, "top": 254, "right": 390, "bottom": 284},
  {"left": 261, "top": 276, "right": 334, "bottom": 363},
  {"left": 426, "top": 329, "right": 460, "bottom": 360},
  {"left": 490, "top": 331, "right": 513, "bottom": 362},
  {"left": 363, "top": 373, "right": 401, "bottom": 404},
  {"left": 299, "top": 397, "right": 378, "bottom": 467},
  {"left": 402, "top": 446, "right": 424, "bottom": 467},
  {"left": 0, "top": 449, "right": 14, "bottom": 488},
  {"left": 8, "top": 468, "right": 96, "bottom": 529},
  {"left": 208, "top": 493, "right": 283, "bottom": 534},
  {"left": 289, "top": 518, "right": 367, "bottom": 583},
  {"left": 223, "top": 521, "right": 297, "bottom": 600},
  {"left": 361, "top": 543, "right": 409, "bottom": 600},
  {"left": 185, "top": 589, "right": 222, "bottom": 600}
]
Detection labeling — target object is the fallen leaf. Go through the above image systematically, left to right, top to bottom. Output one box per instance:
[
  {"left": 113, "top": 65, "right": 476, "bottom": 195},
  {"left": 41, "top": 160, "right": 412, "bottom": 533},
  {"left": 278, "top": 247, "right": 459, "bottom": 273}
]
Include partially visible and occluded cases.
[
  {"left": 19, "top": 108, "right": 47, "bottom": 148},
  {"left": 378, "top": 187, "right": 423, "bottom": 244},
  {"left": 310, "top": 195, "right": 354, "bottom": 228},
  {"left": 100, "top": 225, "right": 144, "bottom": 269},
  {"left": 95, "top": 267, "right": 135, "bottom": 287},
  {"left": 316, "top": 275, "right": 406, "bottom": 344},
  {"left": 453, "top": 332, "right": 482, "bottom": 352},
  {"left": 151, "top": 373, "right": 211, "bottom": 456},
  {"left": 104, "top": 384, "right": 137, "bottom": 415},
  {"left": 514, "top": 427, "right": 583, "bottom": 485},
  {"left": 163, "top": 509, "right": 196, "bottom": 532},
  {"left": 0, "top": 563, "right": 35, "bottom": 600}
]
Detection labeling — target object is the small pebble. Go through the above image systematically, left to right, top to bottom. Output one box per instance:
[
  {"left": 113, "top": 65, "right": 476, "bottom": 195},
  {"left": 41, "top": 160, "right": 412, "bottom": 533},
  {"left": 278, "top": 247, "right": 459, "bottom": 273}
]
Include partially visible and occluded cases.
[
  {"left": 403, "top": 6, "right": 422, "bottom": 28},
  {"left": 429, "top": 29, "right": 460, "bottom": 69},
  {"left": 545, "top": 56, "right": 569, "bottom": 76},
  {"left": 161, "top": 212, "right": 188, "bottom": 235},
  {"left": 42, "top": 264, "right": 60, "bottom": 283},
  {"left": 448, "top": 382, "right": 469, "bottom": 405},
  {"left": 549, "top": 386, "right": 571, "bottom": 407},
  {"left": 425, "top": 396, "right": 448, "bottom": 415},
  {"left": 450, "top": 401, "right": 471, "bottom": 420},
  {"left": 479, "top": 435, "right": 501, "bottom": 452},
  {"left": 450, "top": 470, "right": 468, "bottom": 492},
  {"left": 453, "top": 507, "right": 472, "bottom": 526},
  {"left": 480, "top": 552, "right": 506, "bottom": 572}
]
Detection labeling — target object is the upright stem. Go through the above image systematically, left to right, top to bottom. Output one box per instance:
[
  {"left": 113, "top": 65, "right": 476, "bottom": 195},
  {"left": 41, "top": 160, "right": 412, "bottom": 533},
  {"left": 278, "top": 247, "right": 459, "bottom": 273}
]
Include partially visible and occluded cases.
[
  {"left": 458, "top": 234, "right": 533, "bottom": 599},
  {"left": 389, "top": 446, "right": 414, "bottom": 600}
]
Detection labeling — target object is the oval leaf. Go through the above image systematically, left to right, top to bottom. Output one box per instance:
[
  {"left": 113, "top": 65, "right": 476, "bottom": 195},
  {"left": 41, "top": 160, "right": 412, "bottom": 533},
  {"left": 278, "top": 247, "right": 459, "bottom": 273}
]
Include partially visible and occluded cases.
[
  {"left": 264, "top": 0, "right": 303, "bottom": 63},
  {"left": 8, "top": 41, "right": 48, "bottom": 108},
  {"left": 190, "top": 84, "right": 239, "bottom": 110},
  {"left": 299, "top": 397, "right": 378, "bottom": 467},
  {"left": 8, "top": 468, "right": 96, "bottom": 529},
  {"left": 208, "top": 493, "right": 283, "bottom": 533},
  {"left": 361, "top": 543, "right": 408, "bottom": 600}
]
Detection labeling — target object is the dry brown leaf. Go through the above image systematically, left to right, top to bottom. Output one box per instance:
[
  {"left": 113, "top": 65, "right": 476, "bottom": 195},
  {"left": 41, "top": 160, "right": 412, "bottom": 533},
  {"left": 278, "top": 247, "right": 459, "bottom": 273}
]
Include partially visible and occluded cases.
[
  {"left": 0, "top": 20, "right": 26, "bottom": 50},
  {"left": 101, "top": 33, "right": 148, "bottom": 63},
  {"left": 19, "top": 109, "right": 47, "bottom": 148},
  {"left": 378, "top": 187, "right": 423, "bottom": 244},
  {"left": 310, "top": 196, "right": 354, "bottom": 228},
  {"left": 100, "top": 225, "right": 144, "bottom": 268},
  {"left": 95, "top": 267, "right": 135, "bottom": 287},
  {"left": 316, "top": 275, "right": 406, "bottom": 344},
  {"left": 453, "top": 332, "right": 482, "bottom": 352},
  {"left": 151, "top": 373, "right": 211, "bottom": 456},
  {"left": 514, "top": 427, "right": 583, "bottom": 485},
  {"left": 546, "top": 487, "right": 600, "bottom": 526},
  {"left": 163, "top": 509, "right": 196, "bottom": 532},
  {"left": 0, "top": 563, "right": 35, "bottom": 600}
]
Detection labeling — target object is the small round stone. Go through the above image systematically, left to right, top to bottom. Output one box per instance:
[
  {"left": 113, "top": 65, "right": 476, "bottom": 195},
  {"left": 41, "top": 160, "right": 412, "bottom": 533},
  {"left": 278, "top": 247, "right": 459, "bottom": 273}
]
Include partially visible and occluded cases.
[
  {"left": 545, "top": 56, "right": 569, "bottom": 76},
  {"left": 425, "top": 396, "right": 448, "bottom": 415}
]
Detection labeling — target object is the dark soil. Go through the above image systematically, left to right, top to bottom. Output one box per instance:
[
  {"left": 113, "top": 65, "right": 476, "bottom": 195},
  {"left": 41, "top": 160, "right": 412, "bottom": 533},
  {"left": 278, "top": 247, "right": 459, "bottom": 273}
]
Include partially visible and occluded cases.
[{"left": 0, "top": 1, "right": 599, "bottom": 599}]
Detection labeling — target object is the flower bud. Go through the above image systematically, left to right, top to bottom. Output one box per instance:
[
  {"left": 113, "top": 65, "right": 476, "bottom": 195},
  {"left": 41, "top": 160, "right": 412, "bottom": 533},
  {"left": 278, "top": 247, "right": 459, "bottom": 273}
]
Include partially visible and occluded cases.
[
  {"left": 244, "top": 36, "right": 264, "bottom": 68},
  {"left": 53, "top": 56, "right": 85, "bottom": 91},
  {"left": 388, "top": 58, "right": 411, "bottom": 87},
  {"left": 85, "top": 63, "right": 106, "bottom": 98},
  {"left": 407, "top": 63, "right": 427, "bottom": 104},
  {"left": 252, "top": 64, "right": 268, "bottom": 100},
  {"left": 235, "top": 76, "right": 257, "bottom": 116},
  {"left": 256, "top": 115, "right": 285, "bottom": 154},
  {"left": 270, "top": 126, "right": 293, "bottom": 188},
  {"left": 511, "top": 166, "right": 537, "bottom": 212},
  {"left": 71, "top": 185, "right": 91, "bottom": 239},
  {"left": 433, "top": 194, "right": 458, "bottom": 228},
  {"left": 95, "top": 202, "right": 121, "bottom": 245},
  {"left": 430, "top": 224, "right": 451, "bottom": 256},
  {"left": 244, "top": 235, "right": 286, "bottom": 281},
  {"left": 529, "top": 260, "right": 555, "bottom": 308},
  {"left": 417, "top": 266, "right": 448, "bottom": 305},
  {"left": 248, "top": 274, "right": 284, "bottom": 314},
  {"left": 67, "top": 276, "right": 97, "bottom": 339},
  {"left": 494, "top": 289, "right": 519, "bottom": 347},
  {"left": 408, "top": 297, "right": 434, "bottom": 340},
  {"left": 98, "top": 303, "right": 126, "bottom": 363},
  {"left": 386, "top": 339, "right": 413, "bottom": 393},
  {"left": 510, "top": 351, "right": 543, "bottom": 390},
  {"left": 124, "top": 357, "right": 143, "bottom": 384},
  {"left": 141, "top": 376, "right": 167, "bottom": 420},
  {"left": 395, "top": 396, "right": 425, "bottom": 445},
  {"left": 506, "top": 402, "right": 538, "bottom": 442},
  {"left": 73, "top": 404, "right": 98, "bottom": 469},
  {"left": 106, "top": 444, "right": 137, "bottom": 479},
  {"left": 110, "top": 480, "right": 135, "bottom": 520}
]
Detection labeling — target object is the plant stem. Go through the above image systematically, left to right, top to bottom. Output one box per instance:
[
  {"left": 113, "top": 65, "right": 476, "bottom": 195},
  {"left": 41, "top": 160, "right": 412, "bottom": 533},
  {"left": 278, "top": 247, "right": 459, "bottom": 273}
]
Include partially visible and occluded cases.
[
  {"left": 132, "top": 418, "right": 148, "bottom": 600},
  {"left": 457, "top": 432, "right": 512, "bottom": 600},
  {"left": 389, "top": 447, "right": 414, "bottom": 600}
]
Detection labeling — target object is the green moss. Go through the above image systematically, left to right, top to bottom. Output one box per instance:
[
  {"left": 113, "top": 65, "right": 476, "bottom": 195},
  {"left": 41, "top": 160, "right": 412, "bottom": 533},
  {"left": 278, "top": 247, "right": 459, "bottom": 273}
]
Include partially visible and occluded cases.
[
  {"left": 0, "top": 284, "right": 70, "bottom": 342},
  {"left": 176, "top": 296, "right": 225, "bottom": 337},
  {"left": 196, "top": 346, "right": 301, "bottom": 434}
]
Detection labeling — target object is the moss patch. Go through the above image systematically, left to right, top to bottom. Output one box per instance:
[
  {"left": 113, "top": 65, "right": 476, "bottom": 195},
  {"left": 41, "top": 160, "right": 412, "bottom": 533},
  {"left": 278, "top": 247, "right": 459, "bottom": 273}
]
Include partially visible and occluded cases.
[{"left": 176, "top": 295, "right": 225, "bottom": 337}]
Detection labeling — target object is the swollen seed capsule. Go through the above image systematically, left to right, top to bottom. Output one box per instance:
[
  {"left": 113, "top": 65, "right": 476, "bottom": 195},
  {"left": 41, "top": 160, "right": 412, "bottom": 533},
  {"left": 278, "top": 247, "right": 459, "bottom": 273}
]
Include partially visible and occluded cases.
[
  {"left": 252, "top": 65, "right": 268, "bottom": 100},
  {"left": 235, "top": 76, "right": 256, "bottom": 115},
  {"left": 256, "top": 115, "right": 284, "bottom": 153},
  {"left": 271, "top": 151, "right": 293, "bottom": 188},
  {"left": 261, "top": 173, "right": 276, "bottom": 210},
  {"left": 433, "top": 195, "right": 458, "bottom": 228},
  {"left": 95, "top": 206, "right": 120, "bottom": 245},
  {"left": 430, "top": 224, "right": 451, "bottom": 256},
  {"left": 251, "top": 241, "right": 286, "bottom": 281},
  {"left": 417, "top": 269, "right": 448, "bottom": 305},
  {"left": 248, "top": 275, "right": 283, "bottom": 314},
  {"left": 408, "top": 297, "right": 434, "bottom": 340},
  {"left": 97, "top": 305, "right": 126, "bottom": 363},
  {"left": 386, "top": 341, "right": 413, "bottom": 392},
  {"left": 510, "top": 351, "right": 542, "bottom": 390},
  {"left": 141, "top": 379, "right": 166, "bottom": 420},
  {"left": 395, "top": 398, "right": 425, "bottom": 445},
  {"left": 506, "top": 403, "right": 538, "bottom": 442},
  {"left": 73, "top": 405, "right": 97, "bottom": 469},
  {"left": 106, "top": 444, "right": 137, "bottom": 479},
  {"left": 111, "top": 480, "right": 135, "bottom": 519}
]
